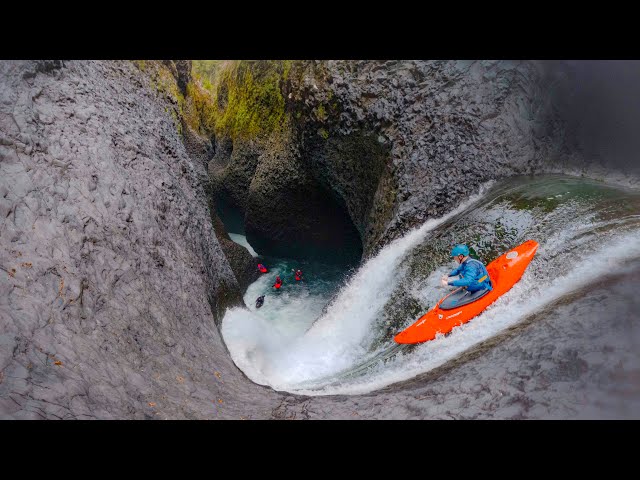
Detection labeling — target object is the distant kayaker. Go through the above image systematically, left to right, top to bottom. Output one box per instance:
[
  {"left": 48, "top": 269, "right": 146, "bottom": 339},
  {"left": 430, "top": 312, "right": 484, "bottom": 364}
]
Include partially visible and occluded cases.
[
  {"left": 441, "top": 244, "right": 493, "bottom": 292},
  {"left": 257, "top": 263, "right": 268, "bottom": 273},
  {"left": 292, "top": 268, "right": 303, "bottom": 281},
  {"left": 273, "top": 276, "right": 283, "bottom": 289},
  {"left": 255, "top": 295, "right": 265, "bottom": 308}
]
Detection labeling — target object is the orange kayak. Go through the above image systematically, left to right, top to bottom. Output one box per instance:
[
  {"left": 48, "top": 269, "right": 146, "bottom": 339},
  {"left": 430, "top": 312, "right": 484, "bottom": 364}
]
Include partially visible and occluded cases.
[{"left": 394, "top": 240, "right": 539, "bottom": 344}]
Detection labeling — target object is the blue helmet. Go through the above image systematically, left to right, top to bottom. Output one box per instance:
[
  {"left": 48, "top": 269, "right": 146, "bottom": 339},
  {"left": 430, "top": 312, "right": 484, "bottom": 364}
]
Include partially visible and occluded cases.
[{"left": 451, "top": 244, "right": 470, "bottom": 257}]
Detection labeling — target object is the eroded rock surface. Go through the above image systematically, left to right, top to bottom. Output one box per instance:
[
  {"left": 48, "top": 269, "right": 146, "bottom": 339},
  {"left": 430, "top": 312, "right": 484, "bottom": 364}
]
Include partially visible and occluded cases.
[{"left": 0, "top": 60, "right": 278, "bottom": 419}]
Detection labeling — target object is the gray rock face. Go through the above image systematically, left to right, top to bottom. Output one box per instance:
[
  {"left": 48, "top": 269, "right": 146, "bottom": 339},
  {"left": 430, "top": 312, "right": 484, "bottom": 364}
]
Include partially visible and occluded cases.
[
  {"left": 0, "top": 60, "right": 279, "bottom": 419},
  {"left": 288, "top": 60, "right": 570, "bottom": 253},
  {"left": 179, "top": 122, "right": 258, "bottom": 292},
  {"left": 244, "top": 127, "right": 363, "bottom": 263},
  {"left": 210, "top": 129, "right": 364, "bottom": 263},
  {"left": 209, "top": 136, "right": 259, "bottom": 213},
  {"left": 211, "top": 213, "right": 260, "bottom": 294}
]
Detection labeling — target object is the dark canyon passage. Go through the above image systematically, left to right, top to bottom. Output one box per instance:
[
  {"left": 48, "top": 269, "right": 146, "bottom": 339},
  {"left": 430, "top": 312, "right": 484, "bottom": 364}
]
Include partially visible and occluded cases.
[{"left": 1, "top": 60, "right": 639, "bottom": 420}]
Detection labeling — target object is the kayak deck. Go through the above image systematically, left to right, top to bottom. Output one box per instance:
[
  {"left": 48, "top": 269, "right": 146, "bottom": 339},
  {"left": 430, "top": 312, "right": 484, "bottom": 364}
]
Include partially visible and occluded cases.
[{"left": 440, "top": 287, "right": 490, "bottom": 309}]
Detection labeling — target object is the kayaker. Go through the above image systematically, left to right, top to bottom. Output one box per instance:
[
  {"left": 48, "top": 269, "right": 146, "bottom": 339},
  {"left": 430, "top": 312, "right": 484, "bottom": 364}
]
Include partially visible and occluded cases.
[
  {"left": 441, "top": 244, "right": 493, "bottom": 292},
  {"left": 257, "top": 263, "right": 267, "bottom": 273},
  {"left": 292, "top": 268, "right": 303, "bottom": 281},
  {"left": 273, "top": 276, "right": 283, "bottom": 289},
  {"left": 255, "top": 295, "right": 265, "bottom": 308}
]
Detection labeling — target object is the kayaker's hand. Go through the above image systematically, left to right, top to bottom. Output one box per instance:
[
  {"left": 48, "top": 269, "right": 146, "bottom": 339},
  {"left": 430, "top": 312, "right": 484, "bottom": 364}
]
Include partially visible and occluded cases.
[{"left": 440, "top": 277, "right": 449, "bottom": 287}]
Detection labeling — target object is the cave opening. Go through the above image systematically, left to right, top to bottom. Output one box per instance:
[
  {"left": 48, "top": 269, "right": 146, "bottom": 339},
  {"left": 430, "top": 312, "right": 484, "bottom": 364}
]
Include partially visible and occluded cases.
[{"left": 215, "top": 186, "right": 363, "bottom": 269}]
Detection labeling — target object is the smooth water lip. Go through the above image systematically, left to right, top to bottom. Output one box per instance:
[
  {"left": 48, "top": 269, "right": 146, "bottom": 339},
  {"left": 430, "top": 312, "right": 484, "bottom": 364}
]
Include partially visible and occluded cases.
[{"left": 228, "top": 233, "right": 259, "bottom": 257}]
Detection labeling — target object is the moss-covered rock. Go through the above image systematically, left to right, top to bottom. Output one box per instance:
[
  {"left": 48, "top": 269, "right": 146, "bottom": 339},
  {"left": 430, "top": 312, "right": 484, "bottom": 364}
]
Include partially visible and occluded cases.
[
  {"left": 202, "top": 60, "right": 395, "bottom": 261},
  {"left": 212, "top": 60, "right": 289, "bottom": 141}
]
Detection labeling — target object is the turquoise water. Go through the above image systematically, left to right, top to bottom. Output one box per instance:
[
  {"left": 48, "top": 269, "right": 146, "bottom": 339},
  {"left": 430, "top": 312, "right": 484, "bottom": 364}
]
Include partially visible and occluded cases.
[
  {"left": 216, "top": 197, "right": 356, "bottom": 331},
  {"left": 242, "top": 253, "right": 356, "bottom": 338}
]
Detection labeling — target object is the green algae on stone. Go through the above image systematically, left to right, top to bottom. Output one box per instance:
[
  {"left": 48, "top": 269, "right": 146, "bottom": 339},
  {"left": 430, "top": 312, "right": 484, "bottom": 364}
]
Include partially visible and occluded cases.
[{"left": 212, "top": 61, "right": 289, "bottom": 141}]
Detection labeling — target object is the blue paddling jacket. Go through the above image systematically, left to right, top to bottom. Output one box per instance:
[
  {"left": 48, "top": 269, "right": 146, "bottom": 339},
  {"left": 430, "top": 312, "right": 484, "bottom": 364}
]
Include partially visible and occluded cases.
[{"left": 448, "top": 258, "right": 493, "bottom": 292}]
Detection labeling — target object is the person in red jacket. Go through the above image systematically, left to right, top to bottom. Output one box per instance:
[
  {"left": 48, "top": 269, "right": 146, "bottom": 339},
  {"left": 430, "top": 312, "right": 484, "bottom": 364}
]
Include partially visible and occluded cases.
[{"left": 273, "top": 275, "right": 283, "bottom": 289}]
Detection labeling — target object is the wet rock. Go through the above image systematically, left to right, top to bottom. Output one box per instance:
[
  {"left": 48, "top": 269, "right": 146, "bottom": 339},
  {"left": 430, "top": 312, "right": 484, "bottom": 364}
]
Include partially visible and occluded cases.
[{"left": 35, "top": 60, "right": 65, "bottom": 74}]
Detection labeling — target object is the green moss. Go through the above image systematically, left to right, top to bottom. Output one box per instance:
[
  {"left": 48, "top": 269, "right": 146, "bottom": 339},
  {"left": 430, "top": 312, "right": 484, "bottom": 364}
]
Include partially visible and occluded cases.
[
  {"left": 133, "top": 60, "right": 147, "bottom": 71},
  {"left": 138, "top": 60, "right": 306, "bottom": 143},
  {"left": 192, "top": 60, "right": 224, "bottom": 90},
  {"left": 212, "top": 60, "right": 290, "bottom": 140},
  {"left": 282, "top": 60, "right": 293, "bottom": 82},
  {"left": 139, "top": 61, "right": 185, "bottom": 137},
  {"left": 187, "top": 61, "right": 338, "bottom": 142},
  {"left": 150, "top": 66, "right": 180, "bottom": 100},
  {"left": 183, "top": 81, "right": 217, "bottom": 136},
  {"left": 316, "top": 104, "right": 327, "bottom": 121},
  {"left": 318, "top": 127, "right": 329, "bottom": 139}
]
